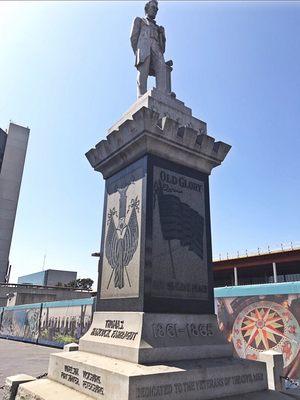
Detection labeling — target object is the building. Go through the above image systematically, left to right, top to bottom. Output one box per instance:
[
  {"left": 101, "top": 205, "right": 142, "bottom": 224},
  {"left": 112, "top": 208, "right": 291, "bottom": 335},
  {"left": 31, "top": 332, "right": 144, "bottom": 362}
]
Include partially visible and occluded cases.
[
  {"left": 0, "top": 122, "right": 30, "bottom": 283},
  {"left": 213, "top": 246, "right": 300, "bottom": 287},
  {"left": 18, "top": 269, "right": 77, "bottom": 287},
  {"left": 0, "top": 282, "right": 94, "bottom": 307}
]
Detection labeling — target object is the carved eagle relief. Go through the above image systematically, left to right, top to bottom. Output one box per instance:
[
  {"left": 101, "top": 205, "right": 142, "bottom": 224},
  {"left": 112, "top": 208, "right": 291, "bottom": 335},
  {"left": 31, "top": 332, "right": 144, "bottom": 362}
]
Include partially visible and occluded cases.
[{"left": 105, "top": 187, "right": 139, "bottom": 290}]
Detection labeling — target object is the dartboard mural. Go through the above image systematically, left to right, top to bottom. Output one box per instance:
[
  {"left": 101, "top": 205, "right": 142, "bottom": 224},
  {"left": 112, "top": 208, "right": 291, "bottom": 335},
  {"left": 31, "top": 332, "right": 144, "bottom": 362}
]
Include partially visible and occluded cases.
[{"left": 232, "top": 301, "right": 300, "bottom": 368}]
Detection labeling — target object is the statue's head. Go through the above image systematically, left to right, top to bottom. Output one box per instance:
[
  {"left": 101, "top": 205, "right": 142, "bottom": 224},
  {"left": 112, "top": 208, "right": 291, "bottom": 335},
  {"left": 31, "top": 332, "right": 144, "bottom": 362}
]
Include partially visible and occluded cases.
[{"left": 145, "top": 0, "right": 158, "bottom": 20}]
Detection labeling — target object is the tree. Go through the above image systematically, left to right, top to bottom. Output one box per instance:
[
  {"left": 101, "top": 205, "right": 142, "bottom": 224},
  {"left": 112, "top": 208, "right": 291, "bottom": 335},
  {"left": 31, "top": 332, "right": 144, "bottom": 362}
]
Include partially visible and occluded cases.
[{"left": 66, "top": 278, "right": 94, "bottom": 291}]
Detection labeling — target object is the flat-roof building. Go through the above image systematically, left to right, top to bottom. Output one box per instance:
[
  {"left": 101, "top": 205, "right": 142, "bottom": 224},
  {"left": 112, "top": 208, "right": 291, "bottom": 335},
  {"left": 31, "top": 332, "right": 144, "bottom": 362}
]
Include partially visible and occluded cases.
[
  {"left": 213, "top": 246, "right": 300, "bottom": 287},
  {"left": 18, "top": 269, "right": 77, "bottom": 287}
]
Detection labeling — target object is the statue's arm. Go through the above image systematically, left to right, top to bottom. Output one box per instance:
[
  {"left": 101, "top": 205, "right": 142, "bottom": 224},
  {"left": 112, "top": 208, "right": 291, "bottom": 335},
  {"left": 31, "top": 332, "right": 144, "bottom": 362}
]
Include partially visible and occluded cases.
[
  {"left": 130, "top": 17, "right": 142, "bottom": 54},
  {"left": 159, "top": 25, "right": 166, "bottom": 54}
]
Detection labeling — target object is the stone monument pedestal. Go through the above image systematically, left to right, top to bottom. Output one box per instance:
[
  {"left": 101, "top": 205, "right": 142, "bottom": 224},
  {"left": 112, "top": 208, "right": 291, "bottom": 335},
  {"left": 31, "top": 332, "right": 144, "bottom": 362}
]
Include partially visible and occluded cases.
[
  {"left": 12, "top": 91, "right": 293, "bottom": 400},
  {"left": 79, "top": 313, "right": 232, "bottom": 363}
]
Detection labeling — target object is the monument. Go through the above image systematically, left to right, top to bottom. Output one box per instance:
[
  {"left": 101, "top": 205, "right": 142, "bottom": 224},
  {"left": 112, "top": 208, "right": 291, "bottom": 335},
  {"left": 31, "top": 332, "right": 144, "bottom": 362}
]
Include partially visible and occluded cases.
[{"left": 10, "top": 2, "right": 292, "bottom": 399}]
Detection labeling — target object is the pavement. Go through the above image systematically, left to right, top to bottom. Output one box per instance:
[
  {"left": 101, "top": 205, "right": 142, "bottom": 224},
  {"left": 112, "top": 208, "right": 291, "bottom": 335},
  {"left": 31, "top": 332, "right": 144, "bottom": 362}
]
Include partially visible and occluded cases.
[{"left": 0, "top": 338, "right": 60, "bottom": 387}]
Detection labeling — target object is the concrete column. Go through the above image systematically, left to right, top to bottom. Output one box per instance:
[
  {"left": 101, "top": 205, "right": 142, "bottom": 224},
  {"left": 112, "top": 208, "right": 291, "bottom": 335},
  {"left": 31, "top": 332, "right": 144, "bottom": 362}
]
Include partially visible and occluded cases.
[
  {"left": 0, "top": 123, "right": 29, "bottom": 282},
  {"left": 273, "top": 262, "right": 278, "bottom": 283},
  {"left": 234, "top": 267, "right": 238, "bottom": 286},
  {"left": 258, "top": 350, "right": 284, "bottom": 391}
]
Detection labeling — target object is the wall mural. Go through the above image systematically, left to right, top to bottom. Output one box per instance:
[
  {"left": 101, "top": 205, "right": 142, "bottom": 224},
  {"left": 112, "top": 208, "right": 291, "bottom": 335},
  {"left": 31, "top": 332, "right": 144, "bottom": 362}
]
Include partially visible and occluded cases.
[
  {"left": 216, "top": 294, "right": 300, "bottom": 380},
  {"left": 0, "top": 302, "right": 93, "bottom": 347},
  {"left": 38, "top": 304, "right": 92, "bottom": 346},
  {"left": 0, "top": 307, "right": 41, "bottom": 342}
]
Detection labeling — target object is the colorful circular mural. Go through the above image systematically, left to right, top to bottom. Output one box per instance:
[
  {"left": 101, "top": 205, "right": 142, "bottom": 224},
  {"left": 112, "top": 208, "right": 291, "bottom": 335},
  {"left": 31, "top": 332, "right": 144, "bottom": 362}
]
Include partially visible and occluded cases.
[{"left": 232, "top": 300, "right": 300, "bottom": 367}]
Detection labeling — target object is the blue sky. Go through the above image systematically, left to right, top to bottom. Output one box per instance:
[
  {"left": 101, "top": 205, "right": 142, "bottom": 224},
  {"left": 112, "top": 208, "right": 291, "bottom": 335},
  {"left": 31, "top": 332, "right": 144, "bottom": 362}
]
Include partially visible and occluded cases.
[{"left": 1, "top": 1, "right": 299, "bottom": 285}]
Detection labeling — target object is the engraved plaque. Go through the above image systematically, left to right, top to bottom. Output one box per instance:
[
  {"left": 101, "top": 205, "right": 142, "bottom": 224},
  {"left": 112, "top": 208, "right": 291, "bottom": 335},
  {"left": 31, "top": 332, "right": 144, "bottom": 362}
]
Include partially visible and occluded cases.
[
  {"left": 100, "top": 166, "right": 144, "bottom": 299},
  {"left": 151, "top": 166, "right": 208, "bottom": 300}
]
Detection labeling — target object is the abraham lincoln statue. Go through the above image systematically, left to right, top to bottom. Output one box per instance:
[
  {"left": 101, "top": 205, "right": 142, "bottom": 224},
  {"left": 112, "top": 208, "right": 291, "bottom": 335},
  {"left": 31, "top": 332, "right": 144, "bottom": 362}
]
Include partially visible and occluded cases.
[{"left": 130, "top": 0, "right": 168, "bottom": 98}]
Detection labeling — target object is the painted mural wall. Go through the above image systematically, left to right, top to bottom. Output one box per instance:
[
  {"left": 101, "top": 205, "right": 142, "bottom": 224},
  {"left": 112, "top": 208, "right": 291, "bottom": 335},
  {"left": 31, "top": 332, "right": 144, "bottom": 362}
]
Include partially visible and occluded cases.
[
  {"left": 215, "top": 284, "right": 300, "bottom": 381},
  {"left": 0, "top": 299, "right": 94, "bottom": 347},
  {"left": 39, "top": 302, "right": 92, "bottom": 346},
  {"left": 0, "top": 306, "right": 41, "bottom": 343}
]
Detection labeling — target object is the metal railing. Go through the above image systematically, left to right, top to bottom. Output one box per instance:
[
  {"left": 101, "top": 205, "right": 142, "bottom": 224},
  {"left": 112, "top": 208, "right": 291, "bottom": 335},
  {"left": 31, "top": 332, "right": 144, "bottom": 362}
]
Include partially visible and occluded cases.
[
  {"left": 214, "top": 241, "right": 300, "bottom": 261},
  {"left": 0, "top": 282, "right": 92, "bottom": 292}
]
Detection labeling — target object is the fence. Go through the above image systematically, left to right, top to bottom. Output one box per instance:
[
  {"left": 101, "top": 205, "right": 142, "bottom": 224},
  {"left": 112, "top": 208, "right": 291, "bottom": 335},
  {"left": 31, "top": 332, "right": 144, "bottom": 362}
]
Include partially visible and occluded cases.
[{"left": 0, "top": 298, "right": 94, "bottom": 347}]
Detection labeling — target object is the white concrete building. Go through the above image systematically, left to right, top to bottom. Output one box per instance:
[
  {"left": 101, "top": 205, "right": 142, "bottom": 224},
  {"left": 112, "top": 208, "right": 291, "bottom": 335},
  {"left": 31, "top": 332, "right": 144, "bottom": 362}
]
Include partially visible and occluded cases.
[{"left": 0, "top": 123, "right": 30, "bottom": 282}]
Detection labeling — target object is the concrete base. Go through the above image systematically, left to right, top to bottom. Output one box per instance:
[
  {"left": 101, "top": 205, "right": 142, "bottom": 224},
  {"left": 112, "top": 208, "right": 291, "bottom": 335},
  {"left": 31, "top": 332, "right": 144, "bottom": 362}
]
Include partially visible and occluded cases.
[
  {"left": 107, "top": 88, "right": 207, "bottom": 135},
  {"left": 13, "top": 312, "right": 295, "bottom": 400},
  {"left": 79, "top": 312, "right": 232, "bottom": 364},
  {"left": 45, "top": 349, "right": 270, "bottom": 400},
  {"left": 16, "top": 372, "right": 294, "bottom": 400},
  {"left": 3, "top": 374, "right": 36, "bottom": 400},
  {"left": 16, "top": 379, "right": 94, "bottom": 400},
  {"left": 15, "top": 380, "right": 297, "bottom": 400},
  {"left": 16, "top": 381, "right": 295, "bottom": 400},
  {"left": 282, "top": 389, "right": 300, "bottom": 399},
  {"left": 221, "top": 391, "right": 297, "bottom": 399}
]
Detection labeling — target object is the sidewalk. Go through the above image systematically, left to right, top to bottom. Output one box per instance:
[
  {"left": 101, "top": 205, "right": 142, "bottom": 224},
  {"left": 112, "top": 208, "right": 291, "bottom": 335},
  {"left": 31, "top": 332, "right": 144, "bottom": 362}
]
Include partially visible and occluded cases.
[{"left": 0, "top": 338, "right": 60, "bottom": 387}]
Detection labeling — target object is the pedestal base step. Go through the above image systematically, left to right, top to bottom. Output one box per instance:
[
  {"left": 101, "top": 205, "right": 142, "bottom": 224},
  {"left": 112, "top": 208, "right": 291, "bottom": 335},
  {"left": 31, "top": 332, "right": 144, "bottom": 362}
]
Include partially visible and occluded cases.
[
  {"left": 47, "top": 350, "right": 269, "bottom": 400},
  {"left": 16, "top": 379, "right": 94, "bottom": 400},
  {"left": 15, "top": 380, "right": 296, "bottom": 400},
  {"left": 282, "top": 389, "right": 300, "bottom": 399},
  {"left": 221, "top": 391, "right": 299, "bottom": 400}
]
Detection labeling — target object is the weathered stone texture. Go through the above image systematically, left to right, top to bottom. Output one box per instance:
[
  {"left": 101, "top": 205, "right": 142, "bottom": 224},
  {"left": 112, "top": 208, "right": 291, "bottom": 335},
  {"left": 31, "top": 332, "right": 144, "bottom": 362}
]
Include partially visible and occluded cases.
[{"left": 3, "top": 374, "right": 36, "bottom": 400}]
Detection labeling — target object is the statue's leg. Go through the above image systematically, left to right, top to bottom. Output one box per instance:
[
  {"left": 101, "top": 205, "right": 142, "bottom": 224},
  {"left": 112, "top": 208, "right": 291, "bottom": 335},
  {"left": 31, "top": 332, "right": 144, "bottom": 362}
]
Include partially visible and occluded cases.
[
  {"left": 153, "top": 52, "right": 167, "bottom": 93},
  {"left": 137, "top": 57, "right": 150, "bottom": 98}
]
